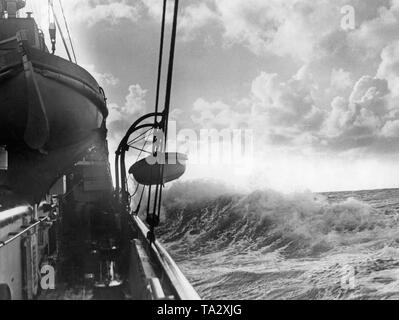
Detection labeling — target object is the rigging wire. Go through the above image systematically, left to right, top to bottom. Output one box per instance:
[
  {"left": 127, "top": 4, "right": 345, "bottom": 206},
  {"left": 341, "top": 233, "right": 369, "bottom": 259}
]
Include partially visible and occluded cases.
[
  {"left": 31, "top": 0, "right": 42, "bottom": 28},
  {"left": 48, "top": 0, "right": 52, "bottom": 29},
  {"left": 57, "top": 0, "right": 77, "bottom": 63},
  {"left": 116, "top": 0, "right": 180, "bottom": 243},
  {"left": 146, "top": 0, "right": 180, "bottom": 242},
  {"left": 149, "top": 0, "right": 168, "bottom": 235},
  {"left": 149, "top": 0, "right": 167, "bottom": 223},
  {"left": 153, "top": 0, "right": 167, "bottom": 127},
  {"left": 155, "top": 0, "right": 180, "bottom": 221},
  {"left": 162, "top": 0, "right": 179, "bottom": 145},
  {"left": 49, "top": 1, "right": 72, "bottom": 62},
  {"left": 127, "top": 128, "right": 153, "bottom": 146},
  {"left": 128, "top": 133, "right": 151, "bottom": 199},
  {"left": 134, "top": 133, "right": 150, "bottom": 161},
  {"left": 127, "top": 138, "right": 148, "bottom": 149},
  {"left": 129, "top": 145, "right": 152, "bottom": 154},
  {"left": 129, "top": 176, "right": 140, "bottom": 197},
  {"left": 132, "top": 185, "right": 146, "bottom": 215}
]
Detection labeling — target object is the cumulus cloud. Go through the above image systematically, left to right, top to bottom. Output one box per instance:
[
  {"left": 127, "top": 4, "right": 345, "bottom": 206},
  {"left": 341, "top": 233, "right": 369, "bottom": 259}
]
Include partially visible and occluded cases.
[
  {"left": 40, "top": 0, "right": 399, "bottom": 188},
  {"left": 70, "top": 0, "right": 141, "bottom": 26},
  {"left": 140, "top": 0, "right": 219, "bottom": 42},
  {"left": 140, "top": 0, "right": 173, "bottom": 21},
  {"left": 170, "top": 0, "right": 399, "bottom": 156},
  {"left": 210, "top": 0, "right": 336, "bottom": 59},
  {"left": 211, "top": 0, "right": 393, "bottom": 62},
  {"left": 352, "top": 1, "right": 399, "bottom": 59},
  {"left": 178, "top": 2, "right": 219, "bottom": 41},
  {"left": 377, "top": 41, "right": 399, "bottom": 97},
  {"left": 188, "top": 62, "right": 399, "bottom": 155},
  {"left": 82, "top": 64, "right": 120, "bottom": 87},
  {"left": 187, "top": 67, "right": 324, "bottom": 150},
  {"left": 331, "top": 69, "right": 354, "bottom": 92},
  {"left": 251, "top": 71, "right": 324, "bottom": 133},
  {"left": 322, "top": 75, "right": 389, "bottom": 151},
  {"left": 105, "top": 84, "right": 150, "bottom": 169},
  {"left": 107, "top": 84, "right": 148, "bottom": 140},
  {"left": 191, "top": 98, "right": 250, "bottom": 130},
  {"left": 381, "top": 119, "right": 399, "bottom": 137}
]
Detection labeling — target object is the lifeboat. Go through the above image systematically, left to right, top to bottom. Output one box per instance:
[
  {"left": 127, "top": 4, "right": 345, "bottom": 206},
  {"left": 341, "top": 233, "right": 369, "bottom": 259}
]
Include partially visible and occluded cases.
[
  {"left": 0, "top": 1, "right": 107, "bottom": 202},
  {"left": 129, "top": 152, "right": 188, "bottom": 186}
]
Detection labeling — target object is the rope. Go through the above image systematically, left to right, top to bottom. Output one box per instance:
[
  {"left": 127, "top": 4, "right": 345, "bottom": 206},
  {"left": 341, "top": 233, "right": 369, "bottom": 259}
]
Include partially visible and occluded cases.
[
  {"left": 31, "top": 0, "right": 42, "bottom": 28},
  {"left": 48, "top": 0, "right": 52, "bottom": 30},
  {"left": 58, "top": 0, "right": 77, "bottom": 63},
  {"left": 115, "top": 0, "right": 180, "bottom": 243},
  {"left": 146, "top": 0, "right": 180, "bottom": 242},
  {"left": 146, "top": 0, "right": 168, "bottom": 241},
  {"left": 154, "top": 0, "right": 167, "bottom": 127},
  {"left": 155, "top": 0, "right": 180, "bottom": 220},
  {"left": 162, "top": 0, "right": 179, "bottom": 145},
  {"left": 150, "top": 1, "right": 167, "bottom": 228},
  {"left": 50, "top": 2, "right": 72, "bottom": 62},
  {"left": 128, "top": 128, "right": 153, "bottom": 146},
  {"left": 129, "top": 133, "right": 151, "bottom": 198},
  {"left": 133, "top": 133, "right": 150, "bottom": 161},
  {"left": 129, "top": 145, "right": 152, "bottom": 154},
  {"left": 130, "top": 178, "right": 140, "bottom": 197},
  {"left": 132, "top": 186, "right": 145, "bottom": 215}
]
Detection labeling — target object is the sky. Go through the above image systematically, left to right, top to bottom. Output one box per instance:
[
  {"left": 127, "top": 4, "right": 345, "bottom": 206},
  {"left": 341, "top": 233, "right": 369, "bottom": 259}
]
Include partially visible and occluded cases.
[{"left": 23, "top": 0, "right": 399, "bottom": 192}]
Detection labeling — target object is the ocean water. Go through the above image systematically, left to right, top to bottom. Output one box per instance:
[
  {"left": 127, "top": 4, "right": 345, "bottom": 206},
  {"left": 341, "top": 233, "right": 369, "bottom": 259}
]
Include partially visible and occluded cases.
[{"left": 159, "top": 182, "right": 399, "bottom": 300}]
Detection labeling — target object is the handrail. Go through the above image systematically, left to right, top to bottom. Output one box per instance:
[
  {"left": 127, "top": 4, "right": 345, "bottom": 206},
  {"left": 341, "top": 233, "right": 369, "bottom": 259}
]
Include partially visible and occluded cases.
[
  {"left": 0, "top": 36, "right": 17, "bottom": 46},
  {"left": 0, "top": 205, "right": 31, "bottom": 225},
  {"left": 0, "top": 213, "right": 48, "bottom": 249},
  {"left": 132, "top": 215, "right": 201, "bottom": 300},
  {"left": 149, "top": 278, "right": 166, "bottom": 300}
]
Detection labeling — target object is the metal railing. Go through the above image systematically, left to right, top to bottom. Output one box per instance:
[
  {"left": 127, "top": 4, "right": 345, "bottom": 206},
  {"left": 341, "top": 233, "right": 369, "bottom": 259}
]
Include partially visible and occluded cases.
[
  {"left": 0, "top": 205, "right": 31, "bottom": 225},
  {"left": 0, "top": 206, "right": 48, "bottom": 249},
  {"left": 132, "top": 215, "right": 201, "bottom": 300}
]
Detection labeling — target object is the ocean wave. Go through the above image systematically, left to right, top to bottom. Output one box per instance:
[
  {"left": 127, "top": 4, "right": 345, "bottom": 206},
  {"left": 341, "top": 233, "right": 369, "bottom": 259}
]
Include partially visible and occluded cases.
[{"left": 160, "top": 181, "right": 393, "bottom": 258}]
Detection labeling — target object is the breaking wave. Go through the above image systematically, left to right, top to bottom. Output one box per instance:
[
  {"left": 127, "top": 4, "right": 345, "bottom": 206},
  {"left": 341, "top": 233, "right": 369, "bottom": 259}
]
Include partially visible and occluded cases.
[{"left": 160, "top": 181, "right": 391, "bottom": 258}]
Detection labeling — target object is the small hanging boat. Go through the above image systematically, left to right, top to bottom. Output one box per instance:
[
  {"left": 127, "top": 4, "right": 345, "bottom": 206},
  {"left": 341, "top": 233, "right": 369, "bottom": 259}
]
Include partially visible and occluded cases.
[
  {"left": 0, "top": 0, "right": 108, "bottom": 202},
  {"left": 129, "top": 152, "right": 188, "bottom": 186}
]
